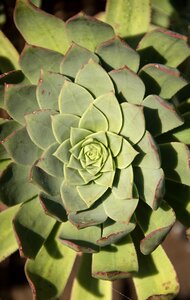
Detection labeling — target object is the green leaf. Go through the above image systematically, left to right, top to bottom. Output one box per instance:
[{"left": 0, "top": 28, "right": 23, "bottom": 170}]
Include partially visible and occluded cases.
[
  {"left": 15, "top": 0, "right": 69, "bottom": 54},
  {"left": 105, "top": 0, "right": 150, "bottom": 38},
  {"left": 66, "top": 15, "right": 115, "bottom": 52},
  {"left": 138, "top": 28, "right": 190, "bottom": 67},
  {"left": 0, "top": 30, "right": 19, "bottom": 72},
  {"left": 96, "top": 37, "right": 139, "bottom": 72},
  {"left": 60, "top": 43, "right": 99, "bottom": 79},
  {"left": 20, "top": 44, "right": 64, "bottom": 84},
  {"left": 75, "top": 60, "right": 114, "bottom": 98},
  {"left": 139, "top": 64, "right": 187, "bottom": 99},
  {"left": 109, "top": 67, "right": 145, "bottom": 104},
  {"left": 36, "top": 70, "right": 68, "bottom": 110},
  {"left": 59, "top": 81, "right": 93, "bottom": 117},
  {"left": 5, "top": 84, "right": 39, "bottom": 125},
  {"left": 94, "top": 92, "right": 122, "bottom": 134},
  {"left": 143, "top": 95, "right": 183, "bottom": 136},
  {"left": 120, "top": 103, "right": 145, "bottom": 144},
  {"left": 79, "top": 104, "right": 108, "bottom": 132},
  {"left": 25, "top": 109, "right": 56, "bottom": 150},
  {"left": 171, "top": 112, "right": 190, "bottom": 145},
  {"left": 51, "top": 113, "right": 79, "bottom": 144},
  {"left": 4, "top": 127, "right": 42, "bottom": 165},
  {"left": 70, "top": 128, "right": 92, "bottom": 146},
  {"left": 134, "top": 131, "right": 161, "bottom": 169},
  {"left": 106, "top": 132, "right": 122, "bottom": 157},
  {"left": 116, "top": 138, "right": 138, "bottom": 169},
  {"left": 53, "top": 139, "right": 71, "bottom": 163},
  {"left": 160, "top": 142, "right": 190, "bottom": 186},
  {"left": 36, "top": 143, "right": 63, "bottom": 177},
  {"left": 0, "top": 159, "right": 11, "bottom": 172},
  {"left": 0, "top": 163, "right": 38, "bottom": 206},
  {"left": 31, "top": 166, "right": 62, "bottom": 196},
  {"left": 65, "top": 166, "right": 85, "bottom": 186},
  {"left": 112, "top": 166, "right": 133, "bottom": 199},
  {"left": 134, "top": 167, "right": 165, "bottom": 209},
  {"left": 95, "top": 171, "right": 115, "bottom": 188},
  {"left": 165, "top": 180, "right": 190, "bottom": 227},
  {"left": 61, "top": 181, "right": 88, "bottom": 213},
  {"left": 77, "top": 182, "right": 108, "bottom": 208},
  {"left": 39, "top": 192, "right": 67, "bottom": 222},
  {"left": 103, "top": 192, "right": 138, "bottom": 223},
  {"left": 13, "top": 196, "right": 56, "bottom": 258},
  {"left": 136, "top": 200, "right": 175, "bottom": 255},
  {"left": 69, "top": 201, "right": 107, "bottom": 229},
  {"left": 0, "top": 204, "right": 20, "bottom": 262},
  {"left": 97, "top": 218, "right": 136, "bottom": 246},
  {"left": 59, "top": 221, "right": 100, "bottom": 253},
  {"left": 26, "top": 224, "right": 76, "bottom": 300},
  {"left": 92, "top": 234, "right": 138, "bottom": 280},
  {"left": 133, "top": 244, "right": 179, "bottom": 300},
  {"left": 71, "top": 254, "right": 112, "bottom": 300}
]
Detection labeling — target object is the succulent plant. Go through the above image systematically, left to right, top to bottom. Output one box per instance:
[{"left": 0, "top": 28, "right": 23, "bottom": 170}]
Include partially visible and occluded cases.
[{"left": 0, "top": 1, "right": 190, "bottom": 300}]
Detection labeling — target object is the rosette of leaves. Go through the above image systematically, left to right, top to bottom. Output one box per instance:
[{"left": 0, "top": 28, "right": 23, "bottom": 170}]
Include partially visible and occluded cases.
[{"left": 0, "top": 1, "right": 190, "bottom": 300}]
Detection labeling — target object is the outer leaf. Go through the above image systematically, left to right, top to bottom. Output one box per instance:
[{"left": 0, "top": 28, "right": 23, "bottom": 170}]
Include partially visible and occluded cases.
[
  {"left": 14, "top": 0, "right": 69, "bottom": 53},
  {"left": 105, "top": 0, "right": 151, "bottom": 37},
  {"left": 66, "top": 15, "right": 115, "bottom": 52},
  {"left": 138, "top": 28, "right": 190, "bottom": 67},
  {"left": 0, "top": 30, "right": 19, "bottom": 72},
  {"left": 96, "top": 37, "right": 139, "bottom": 72},
  {"left": 20, "top": 44, "right": 64, "bottom": 84},
  {"left": 171, "top": 112, "right": 190, "bottom": 145},
  {"left": 160, "top": 142, "right": 190, "bottom": 186},
  {"left": 0, "top": 163, "right": 38, "bottom": 206},
  {"left": 112, "top": 166, "right": 133, "bottom": 199},
  {"left": 77, "top": 183, "right": 108, "bottom": 208},
  {"left": 13, "top": 196, "right": 56, "bottom": 258},
  {"left": 136, "top": 200, "right": 175, "bottom": 255},
  {"left": 0, "top": 204, "right": 20, "bottom": 262},
  {"left": 26, "top": 224, "right": 76, "bottom": 300},
  {"left": 92, "top": 235, "right": 138, "bottom": 280},
  {"left": 71, "top": 254, "right": 112, "bottom": 300}
]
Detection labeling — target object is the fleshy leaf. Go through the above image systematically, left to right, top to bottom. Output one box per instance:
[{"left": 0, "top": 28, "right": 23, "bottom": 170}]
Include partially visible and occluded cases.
[
  {"left": 14, "top": 0, "right": 69, "bottom": 53},
  {"left": 105, "top": 0, "right": 150, "bottom": 38},
  {"left": 66, "top": 15, "right": 115, "bottom": 51},
  {"left": 138, "top": 28, "right": 190, "bottom": 67},
  {"left": 0, "top": 30, "right": 19, "bottom": 72},
  {"left": 96, "top": 37, "right": 139, "bottom": 72},
  {"left": 60, "top": 43, "right": 99, "bottom": 79},
  {"left": 20, "top": 44, "right": 64, "bottom": 84},
  {"left": 75, "top": 60, "right": 114, "bottom": 98},
  {"left": 139, "top": 63, "right": 187, "bottom": 99},
  {"left": 109, "top": 67, "right": 145, "bottom": 104},
  {"left": 36, "top": 70, "right": 68, "bottom": 110},
  {"left": 59, "top": 81, "right": 93, "bottom": 116},
  {"left": 5, "top": 84, "right": 39, "bottom": 125},
  {"left": 94, "top": 92, "right": 122, "bottom": 133},
  {"left": 143, "top": 95, "right": 183, "bottom": 136},
  {"left": 120, "top": 103, "right": 145, "bottom": 144},
  {"left": 79, "top": 104, "right": 108, "bottom": 132},
  {"left": 25, "top": 109, "right": 56, "bottom": 150},
  {"left": 171, "top": 112, "right": 190, "bottom": 145},
  {"left": 51, "top": 113, "right": 79, "bottom": 144},
  {"left": 3, "top": 127, "right": 42, "bottom": 165},
  {"left": 70, "top": 128, "right": 92, "bottom": 146},
  {"left": 134, "top": 131, "right": 161, "bottom": 169},
  {"left": 106, "top": 132, "right": 122, "bottom": 157},
  {"left": 116, "top": 138, "right": 138, "bottom": 169},
  {"left": 53, "top": 139, "right": 71, "bottom": 163},
  {"left": 160, "top": 142, "right": 190, "bottom": 186},
  {"left": 0, "top": 163, "right": 38, "bottom": 206},
  {"left": 65, "top": 166, "right": 85, "bottom": 186},
  {"left": 112, "top": 166, "right": 133, "bottom": 199},
  {"left": 134, "top": 167, "right": 165, "bottom": 209},
  {"left": 95, "top": 171, "right": 115, "bottom": 188},
  {"left": 61, "top": 181, "right": 88, "bottom": 213},
  {"left": 77, "top": 182, "right": 108, "bottom": 208},
  {"left": 39, "top": 192, "right": 67, "bottom": 222},
  {"left": 103, "top": 192, "right": 138, "bottom": 223},
  {"left": 13, "top": 196, "right": 56, "bottom": 258},
  {"left": 136, "top": 200, "right": 175, "bottom": 255},
  {"left": 69, "top": 201, "right": 107, "bottom": 229},
  {"left": 0, "top": 204, "right": 20, "bottom": 262},
  {"left": 97, "top": 218, "right": 136, "bottom": 247},
  {"left": 59, "top": 221, "right": 100, "bottom": 253},
  {"left": 26, "top": 224, "right": 76, "bottom": 300},
  {"left": 92, "top": 235, "right": 138, "bottom": 280},
  {"left": 71, "top": 254, "right": 112, "bottom": 300}
]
